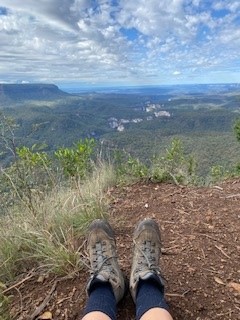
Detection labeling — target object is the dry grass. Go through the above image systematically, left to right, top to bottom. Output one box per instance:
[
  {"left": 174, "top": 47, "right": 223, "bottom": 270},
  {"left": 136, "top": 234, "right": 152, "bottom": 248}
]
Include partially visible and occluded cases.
[{"left": 0, "top": 163, "right": 116, "bottom": 282}]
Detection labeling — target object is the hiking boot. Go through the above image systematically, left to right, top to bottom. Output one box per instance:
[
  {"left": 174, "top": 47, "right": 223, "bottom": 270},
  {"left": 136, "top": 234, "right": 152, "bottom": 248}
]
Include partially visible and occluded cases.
[
  {"left": 130, "top": 218, "right": 164, "bottom": 302},
  {"left": 86, "top": 219, "right": 126, "bottom": 303}
]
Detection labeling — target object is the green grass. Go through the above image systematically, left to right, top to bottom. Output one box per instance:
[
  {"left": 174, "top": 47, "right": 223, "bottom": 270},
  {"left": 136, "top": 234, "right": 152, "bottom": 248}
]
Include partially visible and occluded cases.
[
  {"left": 0, "top": 134, "right": 239, "bottom": 294},
  {"left": 0, "top": 162, "right": 116, "bottom": 283}
]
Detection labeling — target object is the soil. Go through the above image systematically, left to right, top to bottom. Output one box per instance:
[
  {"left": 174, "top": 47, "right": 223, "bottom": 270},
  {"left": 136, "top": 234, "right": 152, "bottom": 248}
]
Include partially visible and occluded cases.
[{"left": 6, "top": 179, "right": 240, "bottom": 320}]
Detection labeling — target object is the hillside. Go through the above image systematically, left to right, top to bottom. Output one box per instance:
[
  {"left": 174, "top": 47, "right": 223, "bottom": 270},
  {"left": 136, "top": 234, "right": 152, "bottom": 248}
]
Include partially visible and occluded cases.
[
  {"left": 1, "top": 83, "right": 240, "bottom": 175},
  {"left": 0, "top": 84, "right": 69, "bottom": 105},
  {"left": 6, "top": 179, "right": 240, "bottom": 320}
]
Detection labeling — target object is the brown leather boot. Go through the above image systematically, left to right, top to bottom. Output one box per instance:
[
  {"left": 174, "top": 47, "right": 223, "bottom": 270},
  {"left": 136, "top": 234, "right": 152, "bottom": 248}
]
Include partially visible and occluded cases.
[
  {"left": 130, "top": 218, "right": 164, "bottom": 302},
  {"left": 86, "top": 219, "right": 126, "bottom": 303}
]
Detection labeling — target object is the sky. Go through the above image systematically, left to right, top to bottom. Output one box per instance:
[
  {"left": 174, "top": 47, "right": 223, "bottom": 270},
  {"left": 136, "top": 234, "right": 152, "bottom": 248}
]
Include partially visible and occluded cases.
[{"left": 0, "top": 0, "right": 240, "bottom": 87}]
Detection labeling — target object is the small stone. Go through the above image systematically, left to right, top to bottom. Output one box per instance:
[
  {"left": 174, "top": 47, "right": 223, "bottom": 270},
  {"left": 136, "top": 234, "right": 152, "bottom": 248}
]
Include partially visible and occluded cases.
[
  {"left": 37, "top": 275, "right": 45, "bottom": 283},
  {"left": 55, "top": 310, "right": 61, "bottom": 316}
]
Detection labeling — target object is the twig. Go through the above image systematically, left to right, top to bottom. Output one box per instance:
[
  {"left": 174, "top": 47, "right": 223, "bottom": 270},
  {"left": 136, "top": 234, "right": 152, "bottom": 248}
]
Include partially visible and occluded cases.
[
  {"left": 0, "top": 167, "right": 25, "bottom": 206},
  {"left": 168, "top": 172, "right": 180, "bottom": 186},
  {"left": 212, "top": 186, "right": 223, "bottom": 191},
  {"left": 159, "top": 190, "right": 182, "bottom": 201},
  {"left": 225, "top": 193, "right": 240, "bottom": 199},
  {"left": 162, "top": 220, "right": 175, "bottom": 224},
  {"left": 197, "top": 233, "right": 225, "bottom": 244},
  {"left": 162, "top": 245, "right": 180, "bottom": 255},
  {"left": 214, "top": 245, "right": 231, "bottom": 259},
  {"left": 201, "top": 248, "right": 206, "bottom": 259},
  {"left": 202, "top": 268, "right": 222, "bottom": 274},
  {"left": 3, "top": 272, "right": 35, "bottom": 294},
  {"left": 29, "top": 280, "right": 57, "bottom": 320},
  {"left": 74, "top": 285, "right": 86, "bottom": 302},
  {"left": 11, "top": 286, "right": 23, "bottom": 319},
  {"left": 166, "top": 289, "right": 190, "bottom": 298},
  {"left": 226, "top": 292, "right": 240, "bottom": 312},
  {"left": 56, "top": 296, "right": 71, "bottom": 304},
  {"left": 212, "top": 311, "right": 232, "bottom": 319}
]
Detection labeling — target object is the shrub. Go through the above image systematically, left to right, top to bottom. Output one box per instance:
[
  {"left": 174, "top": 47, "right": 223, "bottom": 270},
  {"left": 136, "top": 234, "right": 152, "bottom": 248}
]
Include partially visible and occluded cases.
[
  {"left": 150, "top": 138, "right": 198, "bottom": 185},
  {"left": 55, "top": 139, "right": 95, "bottom": 179},
  {"left": 0, "top": 144, "right": 54, "bottom": 216},
  {"left": 113, "top": 150, "right": 148, "bottom": 183}
]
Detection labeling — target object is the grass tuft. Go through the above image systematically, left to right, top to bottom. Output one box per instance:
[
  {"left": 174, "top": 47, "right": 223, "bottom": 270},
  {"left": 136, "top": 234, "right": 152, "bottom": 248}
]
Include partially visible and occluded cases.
[{"left": 0, "top": 163, "right": 116, "bottom": 283}]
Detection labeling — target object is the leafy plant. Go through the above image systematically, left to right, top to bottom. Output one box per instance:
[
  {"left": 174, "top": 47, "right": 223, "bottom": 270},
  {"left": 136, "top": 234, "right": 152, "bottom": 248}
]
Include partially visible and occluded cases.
[
  {"left": 0, "top": 113, "right": 18, "bottom": 160},
  {"left": 0, "top": 138, "right": 97, "bottom": 215},
  {"left": 150, "top": 138, "right": 197, "bottom": 185},
  {"left": 55, "top": 139, "right": 95, "bottom": 179},
  {"left": 0, "top": 144, "right": 54, "bottom": 216},
  {"left": 113, "top": 150, "right": 148, "bottom": 183},
  {"left": 209, "top": 165, "right": 226, "bottom": 184}
]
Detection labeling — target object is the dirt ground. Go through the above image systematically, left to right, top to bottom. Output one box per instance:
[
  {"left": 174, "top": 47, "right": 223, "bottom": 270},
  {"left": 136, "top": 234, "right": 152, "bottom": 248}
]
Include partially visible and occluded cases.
[{"left": 7, "top": 179, "right": 240, "bottom": 320}]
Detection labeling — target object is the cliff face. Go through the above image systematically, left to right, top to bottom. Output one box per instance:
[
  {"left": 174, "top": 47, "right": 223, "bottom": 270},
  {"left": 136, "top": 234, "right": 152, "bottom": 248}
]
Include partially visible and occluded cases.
[{"left": 0, "top": 83, "right": 69, "bottom": 102}]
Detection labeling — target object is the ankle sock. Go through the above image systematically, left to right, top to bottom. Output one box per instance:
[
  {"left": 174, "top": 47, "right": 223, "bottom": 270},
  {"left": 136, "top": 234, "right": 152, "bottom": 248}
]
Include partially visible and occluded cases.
[
  {"left": 136, "top": 275, "right": 169, "bottom": 320},
  {"left": 84, "top": 278, "right": 117, "bottom": 320}
]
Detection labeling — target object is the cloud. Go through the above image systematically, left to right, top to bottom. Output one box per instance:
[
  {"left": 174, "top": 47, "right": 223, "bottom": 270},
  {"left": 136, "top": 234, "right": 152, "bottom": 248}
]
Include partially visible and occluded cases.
[
  {"left": 0, "top": 0, "right": 239, "bottom": 85},
  {"left": 0, "top": 0, "right": 81, "bottom": 31},
  {"left": 117, "top": 0, "right": 188, "bottom": 39},
  {"left": 212, "top": 0, "right": 240, "bottom": 13},
  {"left": 173, "top": 71, "right": 181, "bottom": 75}
]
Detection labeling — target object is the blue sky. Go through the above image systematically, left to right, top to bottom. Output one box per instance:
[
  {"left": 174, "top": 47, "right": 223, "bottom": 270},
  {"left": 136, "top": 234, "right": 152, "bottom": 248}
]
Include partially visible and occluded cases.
[{"left": 0, "top": 0, "right": 240, "bottom": 87}]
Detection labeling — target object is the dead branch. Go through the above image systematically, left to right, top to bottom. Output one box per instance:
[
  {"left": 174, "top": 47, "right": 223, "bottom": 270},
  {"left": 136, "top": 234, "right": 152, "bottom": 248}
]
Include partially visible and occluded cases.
[
  {"left": 225, "top": 193, "right": 240, "bottom": 199},
  {"left": 197, "top": 233, "right": 226, "bottom": 244},
  {"left": 214, "top": 245, "right": 231, "bottom": 259},
  {"left": 3, "top": 272, "right": 35, "bottom": 294},
  {"left": 29, "top": 280, "right": 57, "bottom": 320},
  {"left": 166, "top": 289, "right": 190, "bottom": 298}
]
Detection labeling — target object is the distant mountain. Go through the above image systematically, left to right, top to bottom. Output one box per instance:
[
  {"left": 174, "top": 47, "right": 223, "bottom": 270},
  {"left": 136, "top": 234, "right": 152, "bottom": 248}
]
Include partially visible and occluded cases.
[
  {"left": 0, "top": 83, "right": 240, "bottom": 175},
  {"left": 0, "top": 84, "right": 70, "bottom": 105}
]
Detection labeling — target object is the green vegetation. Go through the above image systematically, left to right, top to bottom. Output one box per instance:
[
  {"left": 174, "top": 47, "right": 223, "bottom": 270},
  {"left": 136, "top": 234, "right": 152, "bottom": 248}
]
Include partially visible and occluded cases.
[
  {"left": 1, "top": 84, "right": 240, "bottom": 318},
  {"left": 1, "top": 86, "right": 240, "bottom": 177},
  {"left": 234, "top": 118, "right": 240, "bottom": 142},
  {"left": 234, "top": 118, "right": 240, "bottom": 174},
  {"left": 0, "top": 128, "right": 240, "bottom": 318},
  {"left": 0, "top": 135, "right": 193, "bottom": 285},
  {"left": 0, "top": 138, "right": 116, "bottom": 283},
  {"left": 150, "top": 138, "right": 197, "bottom": 185},
  {"left": 55, "top": 139, "right": 95, "bottom": 178},
  {"left": 113, "top": 150, "right": 148, "bottom": 183},
  {"left": 0, "top": 164, "right": 114, "bottom": 280},
  {"left": 0, "top": 283, "right": 10, "bottom": 320}
]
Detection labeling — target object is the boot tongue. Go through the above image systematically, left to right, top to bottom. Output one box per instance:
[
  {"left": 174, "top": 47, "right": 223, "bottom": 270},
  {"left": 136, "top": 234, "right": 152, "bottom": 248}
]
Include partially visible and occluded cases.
[
  {"left": 140, "top": 271, "right": 154, "bottom": 280},
  {"left": 96, "top": 274, "right": 108, "bottom": 282}
]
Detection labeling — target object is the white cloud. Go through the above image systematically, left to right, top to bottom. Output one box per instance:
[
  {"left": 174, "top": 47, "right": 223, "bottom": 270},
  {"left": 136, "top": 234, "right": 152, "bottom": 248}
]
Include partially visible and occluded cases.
[
  {"left": 0, "top": 0, "right": 239, "bottom": 85},
  {"left": 118, "top": 0, "right": 187, "bottom": 39},
  {"left": 212, "top": 0, "right": 240, "bottom": 13}
]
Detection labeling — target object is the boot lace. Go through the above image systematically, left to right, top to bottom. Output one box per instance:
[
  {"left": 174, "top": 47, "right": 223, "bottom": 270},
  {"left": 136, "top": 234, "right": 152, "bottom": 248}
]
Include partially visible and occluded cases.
[
  {"left": 133, "top": 239, "right": 161, "bottom": 276},
  {"left": 90, "top": 241, "right": 118, "bottom": 279}
]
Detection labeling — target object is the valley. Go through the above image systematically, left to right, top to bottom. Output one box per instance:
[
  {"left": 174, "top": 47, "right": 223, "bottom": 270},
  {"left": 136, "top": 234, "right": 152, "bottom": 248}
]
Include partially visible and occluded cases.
[{"left": 1, "top": 83, "right": 240, "bottom": 176}]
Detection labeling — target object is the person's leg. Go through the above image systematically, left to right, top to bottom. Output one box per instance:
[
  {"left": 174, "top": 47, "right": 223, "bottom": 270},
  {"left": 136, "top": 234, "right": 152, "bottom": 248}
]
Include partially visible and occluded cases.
[
  {"left": 130, "top": 218, "right": 173, "bottom": 320},
  {"left": 82, "top": 219, "right": 126, "bottom": 320},
  {"left": 137, "top": 278, "right": 173, "bottom": 320},
  {"left": 82, "top": 280, "right": 116, "bottom": 320},
  {"left": 140, "top": 308, "right": 173, "bottom": 320},
  {"left": 82, "top": 311, "right": 111, "bottom": 320}
]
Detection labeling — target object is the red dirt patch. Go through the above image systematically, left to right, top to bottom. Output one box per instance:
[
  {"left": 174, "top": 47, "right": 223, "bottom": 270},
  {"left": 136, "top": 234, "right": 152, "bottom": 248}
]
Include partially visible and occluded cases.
[{"left": 6, "top": 180, "right": 240, "bottom": 320}]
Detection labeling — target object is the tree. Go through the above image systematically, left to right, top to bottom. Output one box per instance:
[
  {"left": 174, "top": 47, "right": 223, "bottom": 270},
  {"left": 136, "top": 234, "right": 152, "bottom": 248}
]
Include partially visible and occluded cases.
[{"left": 234, "top": 119, "right": 240, "bottom": 142}]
